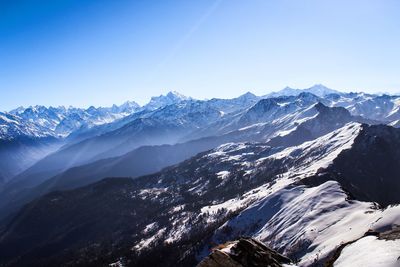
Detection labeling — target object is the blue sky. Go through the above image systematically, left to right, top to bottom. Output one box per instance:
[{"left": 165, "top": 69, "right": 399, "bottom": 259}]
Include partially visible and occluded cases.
[{"left": 1, "top": 0, "right": 400, "bottom": 110}]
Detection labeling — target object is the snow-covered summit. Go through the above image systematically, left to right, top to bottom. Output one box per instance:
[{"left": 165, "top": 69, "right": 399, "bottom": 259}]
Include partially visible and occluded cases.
[
  {"left": 266, "top": 84, "right": 340, "bottom": 98},
  {"left": 306, "top": 84, "right": 340, "bottom": 96},
  {"left": 143, "top": 91, "right": 192, "bottom": 111},
  {"left": 237, "top": 91, "right": 258, "bottom": 101},
  {"left": 114, "top": 101, "right": 140, "bottom": 114}
]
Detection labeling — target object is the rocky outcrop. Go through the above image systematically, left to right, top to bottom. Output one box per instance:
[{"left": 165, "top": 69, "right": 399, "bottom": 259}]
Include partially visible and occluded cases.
[{"left": 197, "top": 238, "right": 292, "bottom": 267}]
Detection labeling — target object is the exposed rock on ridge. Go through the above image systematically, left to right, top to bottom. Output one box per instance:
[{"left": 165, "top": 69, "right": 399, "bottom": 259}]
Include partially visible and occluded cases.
[{"left": 197, "top": 238, "right": 292, "bottom": 267}]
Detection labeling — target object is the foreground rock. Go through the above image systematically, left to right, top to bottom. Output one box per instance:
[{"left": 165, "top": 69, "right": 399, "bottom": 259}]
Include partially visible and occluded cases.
[{"left": 197, "top": 238, "right": 293, "bottom": 267}]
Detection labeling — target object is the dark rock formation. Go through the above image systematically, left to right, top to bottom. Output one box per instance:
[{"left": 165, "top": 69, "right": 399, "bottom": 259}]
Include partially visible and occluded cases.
[{"left": 198, "top": 238, "right": 292, "bottom": 267}]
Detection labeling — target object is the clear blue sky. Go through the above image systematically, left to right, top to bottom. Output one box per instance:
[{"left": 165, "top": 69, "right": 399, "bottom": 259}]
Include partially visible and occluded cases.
[{"left": 1, "top": 0, "right": 400, "bottom": 110}]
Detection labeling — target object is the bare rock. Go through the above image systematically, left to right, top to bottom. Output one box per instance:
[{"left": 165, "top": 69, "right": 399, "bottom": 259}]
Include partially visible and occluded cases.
[{"left": 198, "top": 238, "right": 292, "bottom": 267}]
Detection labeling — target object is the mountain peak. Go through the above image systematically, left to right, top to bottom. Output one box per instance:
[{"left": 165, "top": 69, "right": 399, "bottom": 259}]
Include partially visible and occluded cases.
[
  {"left": 310, "top": 83, "right": 328, "bottom": 88},
  {"left": 266, "top": 84, "right": 340, "bottom": 98},
  {"left": 306, "top": 84, "right": 339, "bottom": 96},
  {"left": 283, "top": 86, "right": 294, "bottom": 90},
  {"left": 145, "top": 91, "right": 191, "bottom": 110},
  {"left": 151, "top": 91, "right": 189, "bottom": 101},
  {"left": 166, "top": 91, "right": 188, "bottom": 100},
  {"left": 238, "top": 91, "right": 257, "bottom": 99},
  {"left": 296, "top": 92, "right": 321, "bottom": 104},
  {"left": 119, "top": 100, "right": 140, "bottom": 108},
  {"left": 314, "top": 101, "right": 329, "bottom": 111},
  {"left": 313, "top": 102, "right": 351, "bottom": 118},
  {"left": 9, "top": 106, "right": 25, "bottom": 115}
]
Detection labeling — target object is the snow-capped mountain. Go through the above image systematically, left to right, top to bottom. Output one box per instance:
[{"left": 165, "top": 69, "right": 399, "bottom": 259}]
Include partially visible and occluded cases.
[
  {"left": 265, "top": 84, "right": 340, "bottom": 98},
  {"left": 142, "top": 91, "right": 191, "bottom": 111},
  {"left": 2, "top": 92, "right": 189, "bottom": 142},
  {"left": 182, "top": 92, "right": 324, "bottom": 142},
  {"left": 206, "top": 92, "right": 260, "bottom": 114},
  {"left": 238, "top": 92, "right": 322, "bottom": 125},
  {"left": 339, "top": 94, "right": 400, "bottom": 122},
  {"left": 4, "top": 99, "right": 228, "bottom": 192},
  {"left": 111, "top": 100, "right": 140, "bottom": 114},
  {"left": 0, "top": 102, "right": 140, "bottom": 183},
  {"left": 9, "top": 102, "right": 141, "bottom": 137},
  {"left": 0, "top": 111, "right": 54, "bottom": 140},
  {"left": 0, "top": 112, "right": 62, "bottom": 184}
]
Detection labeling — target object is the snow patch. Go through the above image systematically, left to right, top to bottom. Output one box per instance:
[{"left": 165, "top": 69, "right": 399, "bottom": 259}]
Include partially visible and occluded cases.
[
  {"left": 216, "top": 171, "right": 230, "bottom": 179},
  {"left": 334, "top": 236, "right": 400, "bottom": 267}
]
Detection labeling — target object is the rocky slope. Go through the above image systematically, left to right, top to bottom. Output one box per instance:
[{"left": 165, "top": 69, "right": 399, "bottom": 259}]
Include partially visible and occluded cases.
[{"left": 197, "top": 238, "right": 293, "bottom": 267}]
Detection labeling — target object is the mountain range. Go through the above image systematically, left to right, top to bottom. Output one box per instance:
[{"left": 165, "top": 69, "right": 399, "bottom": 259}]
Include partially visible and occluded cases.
[{"left": 0, "top": 85, "right": 399, "bottom": 267}]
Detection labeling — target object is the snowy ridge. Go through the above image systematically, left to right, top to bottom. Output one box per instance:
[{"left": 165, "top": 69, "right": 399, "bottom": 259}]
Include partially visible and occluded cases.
[
  {"left": 265, "top": 84, "right": 340, "bottom": 98},
  {"left": 330, "top": 93, "right": 400, "bottom": 123},
  {"left": 9, "top": 102, "right": 141, "bottom": 137},
  {"left": 0, "top": 111, "right": 54, "bottom": 140},
  {"left": 262, "top": 122, "right": 362, "bottom": 179},
  {"left": 194, "top": 123, "right": 398, "bottom": 266},
  {"left": 210, "top": 181, "right": 400, "bottom": 266}
]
